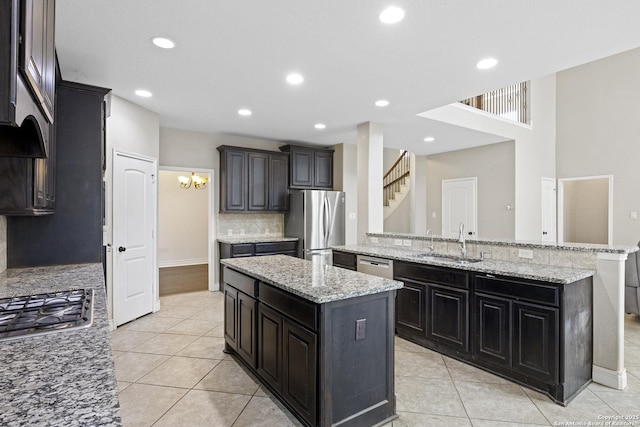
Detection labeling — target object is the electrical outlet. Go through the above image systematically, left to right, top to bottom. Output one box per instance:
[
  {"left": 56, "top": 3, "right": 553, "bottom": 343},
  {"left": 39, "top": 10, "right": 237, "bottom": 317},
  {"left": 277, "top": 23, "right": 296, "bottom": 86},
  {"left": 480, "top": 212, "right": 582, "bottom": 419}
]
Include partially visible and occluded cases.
[
  {"left": 349, "top": 212, "right": 356, "bottom": 219},
  {"left": 631, "top": 212, "right": 638, "bottom": 220},
  {"left": 240, "top": 229, "right": 245, "bottom": 236},
  {"left": 227, "top": 230, "right": 233, "bottom": 236},
  {"left": 370, "top": 237, "right": 378, "bottom": 244},
  {"left": 394, "top": 239, "right": 403, "bottom": 246},
  {"left": 403, "top": 240, "right": 412, "bottom": 247},
  {"left": 518, "top": 249, "right": 534, "bottom": 259},
  {"left": 356, "top": 319, "right": 366, "bottom": 340}
]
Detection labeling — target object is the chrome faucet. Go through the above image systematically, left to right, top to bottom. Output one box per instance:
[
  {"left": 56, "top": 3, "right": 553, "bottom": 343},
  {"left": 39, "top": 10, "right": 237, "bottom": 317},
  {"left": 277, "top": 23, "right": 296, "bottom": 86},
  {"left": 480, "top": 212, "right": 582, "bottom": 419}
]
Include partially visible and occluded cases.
[
  {"left": 458, "top": 223, "right": 466, "bottom": 259},
  {"left": 426, "top": 229, "right": 434, "bottom": 253}
]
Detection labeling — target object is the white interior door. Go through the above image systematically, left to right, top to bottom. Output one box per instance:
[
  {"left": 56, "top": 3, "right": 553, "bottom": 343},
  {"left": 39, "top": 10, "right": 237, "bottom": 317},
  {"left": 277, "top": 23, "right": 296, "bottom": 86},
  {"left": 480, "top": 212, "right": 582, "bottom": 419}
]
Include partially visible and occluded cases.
[
  {"left": 114, "top": 152, "right": 157, "bottom": 326},
  {"left": 442, "top": 177, "right": 477, "bottom": 239},
  {"left": 541, "top": 177, "right": 557, "bottom": 242}
]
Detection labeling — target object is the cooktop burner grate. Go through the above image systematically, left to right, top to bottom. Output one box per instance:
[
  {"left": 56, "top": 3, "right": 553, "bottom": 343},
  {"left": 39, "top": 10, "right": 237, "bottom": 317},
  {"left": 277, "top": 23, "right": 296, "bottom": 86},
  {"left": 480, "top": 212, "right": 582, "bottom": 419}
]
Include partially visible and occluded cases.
[{"left": 0, "top": 289, "right": 94, "bottom": 341}]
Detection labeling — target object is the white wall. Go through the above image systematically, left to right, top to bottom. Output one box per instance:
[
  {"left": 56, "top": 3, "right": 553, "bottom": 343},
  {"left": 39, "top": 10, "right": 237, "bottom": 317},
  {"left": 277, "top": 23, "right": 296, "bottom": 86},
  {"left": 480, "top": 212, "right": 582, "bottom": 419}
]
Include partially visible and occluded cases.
[
  {"left": 556, "top": 47, "right": 640, "bottom": 246},
  {"left": 419, "top": 75, "right": 557, "bottom": 241},
  {"left": 105, "top": 95, "right": 160, "bottom": 321},
  {"left": 426, "top": 141, "right": 516, "bottom": 239},
  {"left": 332, "top": 143, "right": 358, "bottom": 245},
  {"left": 158, "top": 170, "right": 209, "bottom": 267},
  {"left": 562, "top": 178, "right": 609, "bottom": 244},
  {"left": 0, "top": 216, "right": 6, "bottom": 273}
]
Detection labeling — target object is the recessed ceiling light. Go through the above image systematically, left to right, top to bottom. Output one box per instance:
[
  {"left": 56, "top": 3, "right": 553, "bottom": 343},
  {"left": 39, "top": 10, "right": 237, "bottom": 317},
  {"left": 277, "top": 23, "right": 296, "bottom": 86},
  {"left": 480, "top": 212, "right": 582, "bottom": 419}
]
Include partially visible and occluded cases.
[
  {"left": 379, "top": 6, "right": 405, "bottom": 24},
  {"left": 151, "top": 37, "right": 175, "bottom": 49},
  {"left": 476, "top": 58, "right": 498, "bottom": 70},
  {"left": 286, "top": 73, "right": 304, "bottom": 85},
  {"left": 134, "top": 89, "right": 152, "bottom": 98},
  {"left": 375, "top": 99, "right": 390, "bottom": 107},
  {"left": 238, "top": 109, "right": 252, "bottom": 116},
  {"left": 314, "top": 123, "right": 326, "bottom": 130},
  {"left": 424, "top": 136, "right": 435, "bottom": 142}
]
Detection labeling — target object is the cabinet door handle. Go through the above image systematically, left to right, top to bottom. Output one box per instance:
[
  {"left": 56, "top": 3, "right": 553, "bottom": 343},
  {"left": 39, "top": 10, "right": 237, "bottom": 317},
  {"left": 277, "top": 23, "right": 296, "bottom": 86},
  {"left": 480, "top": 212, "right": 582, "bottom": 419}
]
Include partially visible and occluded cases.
[{"left": 118, "top": 246, "right": 127, "bottom": 252}]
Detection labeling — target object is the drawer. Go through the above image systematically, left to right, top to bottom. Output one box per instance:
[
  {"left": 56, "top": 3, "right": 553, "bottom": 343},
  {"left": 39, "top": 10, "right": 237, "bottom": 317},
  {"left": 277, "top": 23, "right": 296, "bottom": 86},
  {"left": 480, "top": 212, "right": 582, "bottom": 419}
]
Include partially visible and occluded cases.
[
  {"left": 255, "top": 241, "right": 297, "bottom": 254},
  {"left": 231, "top": 244, "right": 254, "bottom": 257},
  {"left": 333, "top": 251, "right": 357, "bottom": 270},
  {"left": 394, "top": 261, "right": 469, "bottom": 289},
  {"left": 223, "top": 267, "right": 258, "bottom": 297},
  {"left": 475, "top": 275, "right": 559, "bottom": 306},
  {"left": 259, "top": 282, "right": 318, "bottom": 331}
]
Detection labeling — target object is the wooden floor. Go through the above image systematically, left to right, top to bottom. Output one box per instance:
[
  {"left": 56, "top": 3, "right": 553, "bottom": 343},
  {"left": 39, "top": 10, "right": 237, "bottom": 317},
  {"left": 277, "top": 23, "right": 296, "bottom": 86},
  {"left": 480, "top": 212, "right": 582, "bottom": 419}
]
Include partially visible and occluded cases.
[{"left": 159, "top": 264, "right": 208, "bottom": 296}]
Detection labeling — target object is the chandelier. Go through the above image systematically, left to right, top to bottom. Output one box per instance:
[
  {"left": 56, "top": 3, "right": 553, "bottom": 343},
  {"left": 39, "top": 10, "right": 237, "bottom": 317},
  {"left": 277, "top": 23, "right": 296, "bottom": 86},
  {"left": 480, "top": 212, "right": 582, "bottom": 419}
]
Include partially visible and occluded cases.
[{"left": 178, "top": 172, "right": 207, "bottom": 189}]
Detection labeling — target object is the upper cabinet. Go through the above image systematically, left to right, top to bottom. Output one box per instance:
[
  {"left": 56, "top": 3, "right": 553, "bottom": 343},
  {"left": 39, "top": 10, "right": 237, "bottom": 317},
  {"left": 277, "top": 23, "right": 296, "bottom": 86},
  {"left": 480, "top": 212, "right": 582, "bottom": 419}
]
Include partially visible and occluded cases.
[
  {"left": 0, "top": 0, "right": 55, "bottom": 158},
  {"left": 279, "top": 144, "right": 333, "bottom": 189},
  {"left": 218, "top": 146, "right": 289, "bottom": 213}
]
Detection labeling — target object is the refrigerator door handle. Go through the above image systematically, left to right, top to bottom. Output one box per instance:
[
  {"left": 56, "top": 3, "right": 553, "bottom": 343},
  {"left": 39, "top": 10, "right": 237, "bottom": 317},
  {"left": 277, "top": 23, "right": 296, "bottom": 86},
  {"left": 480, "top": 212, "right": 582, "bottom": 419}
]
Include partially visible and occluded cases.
[{"left": 323, "top": 195, "right": 330, "bottom": 246}]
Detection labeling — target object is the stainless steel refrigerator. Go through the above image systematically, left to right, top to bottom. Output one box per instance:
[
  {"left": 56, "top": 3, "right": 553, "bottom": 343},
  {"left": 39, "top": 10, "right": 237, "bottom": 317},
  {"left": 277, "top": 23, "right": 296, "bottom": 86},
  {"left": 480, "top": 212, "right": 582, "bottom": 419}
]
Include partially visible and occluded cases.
[{"left": 285, "top": 190, "right": 345, "bottom": 265}]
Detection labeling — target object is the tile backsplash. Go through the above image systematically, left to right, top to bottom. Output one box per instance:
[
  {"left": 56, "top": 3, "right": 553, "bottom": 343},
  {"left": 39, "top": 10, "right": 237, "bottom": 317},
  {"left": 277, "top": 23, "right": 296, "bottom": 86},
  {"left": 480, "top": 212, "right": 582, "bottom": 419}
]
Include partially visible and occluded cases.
[
  {"left": 218, "top": 213, "right": 284, "bottom": 238},
  {"left": 0, "top": 216, "right": 6, "bottom": 273}
]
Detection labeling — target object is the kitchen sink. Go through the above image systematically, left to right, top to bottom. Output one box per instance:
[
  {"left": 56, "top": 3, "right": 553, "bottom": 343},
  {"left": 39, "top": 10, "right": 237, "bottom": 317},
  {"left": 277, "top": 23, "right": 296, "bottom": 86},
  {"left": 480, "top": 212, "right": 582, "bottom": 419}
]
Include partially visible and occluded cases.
[{"left": 409, "top": 252, "right": 482, "bottom": 264}]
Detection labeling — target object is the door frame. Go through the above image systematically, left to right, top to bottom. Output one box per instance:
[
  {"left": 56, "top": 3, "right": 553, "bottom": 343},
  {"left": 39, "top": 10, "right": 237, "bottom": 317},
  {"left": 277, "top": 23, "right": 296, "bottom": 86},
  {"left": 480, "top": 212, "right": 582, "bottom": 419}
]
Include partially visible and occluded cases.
[
  {"left": 112, "top": 149, "right": 159, "bottom": 326},
  {"left": 159, "top": 165, "right": 216, "bottom": 291},
  {"left": 557, "top": 174, "right": 613, "bottom": 244},
  {"left": 441, "top": 177, "right": 478, "bottom": 238},
  {"left": 541, "top": 177, "right": 557, "bottom": 243}
]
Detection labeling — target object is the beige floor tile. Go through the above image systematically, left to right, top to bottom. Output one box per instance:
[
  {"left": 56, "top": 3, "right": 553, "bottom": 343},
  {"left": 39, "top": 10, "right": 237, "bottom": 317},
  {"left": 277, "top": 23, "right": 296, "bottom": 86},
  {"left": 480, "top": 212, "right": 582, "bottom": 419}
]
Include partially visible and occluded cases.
[
  {"left": 153, "top": 304, "right": 201, "bottom": 319},
  {"left": 190, "top": 308, "right": 224, "bottom": 323},
  {"left": 119, "top": 315, "right": 184, "bottom": 333},
  {"left": 164, "top": 318, "right": 215, "bottom": 336},
  {"left": 204, "top": 324, "right": 225, "bottom": 338},
  {"left": 110, "top": 329, "right": 158, "bottom": 351},
  {"left": 131, "top": 333, "right": 199, "bottom": 355},
  {"left": 177, "top": 335, "right": 228, "bottom": 360},
  {"left": 395, "top": 337, "right": 432, "bottom": 353},
  {"left": 624, "top": 343, "right": 640, "bottom": 367},
  {"left": 111, "top": 350, "right": 126, "bottom": 359},
  {"left": 395, "top": 350, "right": 450, "bottom": 379},
  {"left": 114, "top": 352, "right": 169, "bottom": 382},
  {"left": 138, "top": 356, "right": 220, "bottom": 388},
  {"left": 444, "top": 356, "right": 511, "bottom": 385},
  {"left": 195, "top": 359, "right": 260, "bottom": 395},
  {"left": 627, "top": 366, "right": 640, "bottom": 382},
  {"left": 395, "top": 376, "right": 467, "bottom": 417},
  {"left": 117, "top": 381, "right": 132, "bottom": 392},
  {"left": 454, "top": 381, "right": 548, "bottom": 425},
  {"left": 118, "top": 383, "right": 187, "bottom": 427},
  {"left": 254, "top": 386, "right": 268, "bottom": 397},
  {"left": 524, "top": 387, "right": 616, "bottom": 425},
  {"left": 153, "top": 389, "right": 250, "bottom": 427},
  {"left": 589, "top": 390, "right": 640, "bottom": 416},
  {"left": 232, "top": 396, "right": 301, "bottom": 427},
  {"left": 393, "top": 412, "right": 472, "bottom": 426},
  {"left": 471, "top": 420, "right": 550, "bottom": 426}
]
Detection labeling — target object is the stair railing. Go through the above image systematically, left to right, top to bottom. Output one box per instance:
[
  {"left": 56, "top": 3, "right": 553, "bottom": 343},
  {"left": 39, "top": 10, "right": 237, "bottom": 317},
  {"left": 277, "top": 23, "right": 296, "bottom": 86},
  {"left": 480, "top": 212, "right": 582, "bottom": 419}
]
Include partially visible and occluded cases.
[{"left": 383, "top": 150, "right": 410, "bottom": 207}]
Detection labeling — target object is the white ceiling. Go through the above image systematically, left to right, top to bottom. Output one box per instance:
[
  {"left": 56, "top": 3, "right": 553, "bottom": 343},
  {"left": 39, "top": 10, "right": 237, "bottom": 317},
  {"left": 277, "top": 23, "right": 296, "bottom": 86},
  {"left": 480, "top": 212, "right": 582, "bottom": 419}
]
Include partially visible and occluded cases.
[{"left": 55, "top": 1, "right": 640, "bottom": 155}]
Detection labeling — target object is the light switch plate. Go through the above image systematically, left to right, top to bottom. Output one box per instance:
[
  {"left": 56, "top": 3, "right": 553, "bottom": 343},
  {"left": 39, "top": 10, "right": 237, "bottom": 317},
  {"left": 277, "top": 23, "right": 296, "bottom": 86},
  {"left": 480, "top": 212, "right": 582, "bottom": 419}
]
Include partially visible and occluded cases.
[
  {"left": 370, "top": 237, "right": 379, "bottom": 243},
  {"left": 394, "top": 239, "right": 403, "bottom": 246},
  {"left": 403, "top": 240, "right": 412, "bottom": 247},
  {"left": 518, "top": 249, "right": 534, "bottom": 259}
]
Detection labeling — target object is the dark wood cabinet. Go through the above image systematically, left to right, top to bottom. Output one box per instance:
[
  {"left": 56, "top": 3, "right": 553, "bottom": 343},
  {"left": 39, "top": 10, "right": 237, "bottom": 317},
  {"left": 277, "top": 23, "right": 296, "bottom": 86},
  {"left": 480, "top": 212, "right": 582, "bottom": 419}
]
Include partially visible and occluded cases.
[
  {"left": 0, "top": 0, "right": 54, "bottom": 158},
  {"left": 20, "top": 0, "right": 56, "bottom": 124},
  {"left": 280, "top": 144, "right": 333, "bottom": 189},
  {"left": 218, "top": 145, "right": 289, "bottom": 213},
  {"left": 219, "top": 240, "right": 298, "bottom": 260},
  {"left": 332, "top": 250, "right": 357, "bottom": 270},
  {"left": 394, "top": 260, "right": 470, "bottom": 354},
  {"left": 223, "top": 268, "right": 259, "bottom": 369},
  {"left": 427, "top": 283, "right": 469, "bottom": 351},
  {"left": 224, "top": 286, "right": 238, "bottom": 349},
  {"left": 237, "top": 291, "right": 258, "bottom": 367},
  {"left": 475, "top": 293, "right": 512, "bottom": 366},
  {"left": 513, "top": 301, "right": 558, "bottom": 382},
  {"left": 257, "top": 303, "right": 284, "bottom": 392},
  {"left": 282, "top": 318, "right": 317, "bottom": 425}
]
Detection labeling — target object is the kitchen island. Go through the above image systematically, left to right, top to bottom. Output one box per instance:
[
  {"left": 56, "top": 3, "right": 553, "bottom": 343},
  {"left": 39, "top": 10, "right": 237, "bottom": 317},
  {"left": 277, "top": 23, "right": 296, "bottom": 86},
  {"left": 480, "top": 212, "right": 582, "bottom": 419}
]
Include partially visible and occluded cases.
[
  {"left": 220, "top": 255, "right": 403, "bottom": 427},
  {"left": 0, "top": 263, "right": 121, "bottom": 426}
]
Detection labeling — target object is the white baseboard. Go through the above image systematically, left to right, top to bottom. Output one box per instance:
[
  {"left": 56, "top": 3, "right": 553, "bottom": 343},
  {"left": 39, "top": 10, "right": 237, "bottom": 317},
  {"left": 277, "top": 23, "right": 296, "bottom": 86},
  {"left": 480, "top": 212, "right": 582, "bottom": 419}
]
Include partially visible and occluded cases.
[
  {"left": 158, "top": 258, "right": 208, "bottom": 268},
  {"left": 210, "top": 282, "right": 220, "bottom": 292},
  {"left": 109, "top": 318, "right": 115, "bottom": 331},
  {"left": 592, "top": 365, "right": 627, "bottom": 390}
]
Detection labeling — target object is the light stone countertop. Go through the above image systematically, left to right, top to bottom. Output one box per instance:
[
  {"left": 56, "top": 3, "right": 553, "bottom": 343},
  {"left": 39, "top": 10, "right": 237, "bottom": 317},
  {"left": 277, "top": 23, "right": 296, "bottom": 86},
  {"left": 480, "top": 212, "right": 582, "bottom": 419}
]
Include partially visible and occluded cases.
[
  {"left": 217, "top": 236, "right": 299, "bottom": 244},
  {"left": 334, "top": 244, "right": 595, "bottom": 284},
  {"left": 221, "top": 255, "right": 403, "bottom": 303},
  {"left": 0, "top": 263, "right": 121, "bottom": 426}
]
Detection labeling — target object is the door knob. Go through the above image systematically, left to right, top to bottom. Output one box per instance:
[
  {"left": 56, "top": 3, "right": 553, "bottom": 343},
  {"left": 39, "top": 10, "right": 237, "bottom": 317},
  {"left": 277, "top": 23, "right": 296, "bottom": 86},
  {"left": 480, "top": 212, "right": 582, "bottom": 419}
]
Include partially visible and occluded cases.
[
  {"left": 543, "top": 231, "right": 548, "bottom": 235},
  {"left": 118, "top": 246, "right": 127, "bottom": 252}
]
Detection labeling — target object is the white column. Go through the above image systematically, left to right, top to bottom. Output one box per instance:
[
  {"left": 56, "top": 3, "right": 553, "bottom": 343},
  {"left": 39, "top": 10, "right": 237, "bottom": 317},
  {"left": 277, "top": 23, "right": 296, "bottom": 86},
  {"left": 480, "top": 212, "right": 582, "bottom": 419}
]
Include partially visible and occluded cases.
[
  {"left": 357, "top": 122, "right": 384, "bottom": 244},
  {"left": 411, "top": 154, "right": 428, "bottom": 234},
  {"left": 592, "top": 252, "right": 627, "bottom": 389}
]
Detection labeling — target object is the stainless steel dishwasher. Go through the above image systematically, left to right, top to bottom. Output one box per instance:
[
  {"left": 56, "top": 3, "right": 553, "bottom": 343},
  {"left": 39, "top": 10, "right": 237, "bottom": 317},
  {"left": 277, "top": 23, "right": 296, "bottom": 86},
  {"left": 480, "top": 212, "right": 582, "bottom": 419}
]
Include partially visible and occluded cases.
[{"left": 357, "top": 255, "right": 394, "bottom": 279}]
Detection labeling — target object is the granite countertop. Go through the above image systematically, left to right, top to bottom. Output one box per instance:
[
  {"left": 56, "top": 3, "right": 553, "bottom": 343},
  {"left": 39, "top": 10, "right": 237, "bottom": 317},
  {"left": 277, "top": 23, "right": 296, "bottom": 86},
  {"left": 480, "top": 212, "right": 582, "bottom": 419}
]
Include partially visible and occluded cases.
[
  {"left": 367, "top": 232, "right": 639, "bottom": 254},
  {"left": 217, "top": 236, "right": 299, "bottom": 244},
  {"left": 334, "top": 245, "right": 595, "bottom": 284},
  {"left": 221, "top": 255, "right": 403, "bottom": 304},
  {"left": 0, "top": 263, "right": 121, "bottom": 426}
]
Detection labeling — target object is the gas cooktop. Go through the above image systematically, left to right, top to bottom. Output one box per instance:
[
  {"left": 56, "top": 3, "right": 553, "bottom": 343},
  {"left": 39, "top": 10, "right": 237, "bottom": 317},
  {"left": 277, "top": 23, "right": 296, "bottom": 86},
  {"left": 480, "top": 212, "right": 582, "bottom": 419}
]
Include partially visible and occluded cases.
[{"left": 0, "top": 289, "right": 94, "bottom": 342}]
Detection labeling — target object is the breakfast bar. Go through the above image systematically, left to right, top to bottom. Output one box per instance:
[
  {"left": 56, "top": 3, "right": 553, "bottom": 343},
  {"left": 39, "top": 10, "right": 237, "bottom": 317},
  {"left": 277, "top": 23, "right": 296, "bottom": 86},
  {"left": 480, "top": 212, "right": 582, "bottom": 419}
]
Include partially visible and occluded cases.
[{"left": 220, "top": 255, "right": 403, "bottom": 427}]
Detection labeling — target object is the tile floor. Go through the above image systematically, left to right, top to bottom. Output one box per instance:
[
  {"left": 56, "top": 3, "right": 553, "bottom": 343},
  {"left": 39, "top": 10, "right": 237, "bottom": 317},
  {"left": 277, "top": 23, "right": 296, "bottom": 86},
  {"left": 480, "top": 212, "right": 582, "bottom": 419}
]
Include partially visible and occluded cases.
[{"left": 112, "top": 290, "right": 640, "bottom": 426}]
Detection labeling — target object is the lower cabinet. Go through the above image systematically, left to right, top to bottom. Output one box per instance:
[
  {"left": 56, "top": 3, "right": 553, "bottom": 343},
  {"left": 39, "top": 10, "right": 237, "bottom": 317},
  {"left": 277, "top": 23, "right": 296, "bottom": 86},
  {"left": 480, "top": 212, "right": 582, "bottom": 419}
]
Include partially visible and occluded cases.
[
  {"left": 331, "top": 250, "right": 357, "bottom": 270},
  {"left": 393, "top": 260, "right": 592, "bottom": 405},
  {"left": 224, "top": 285, "right": 258, "bottom": 368},
  {"left": 258, "top": 303, "right": 317, "bottom": 425}
]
